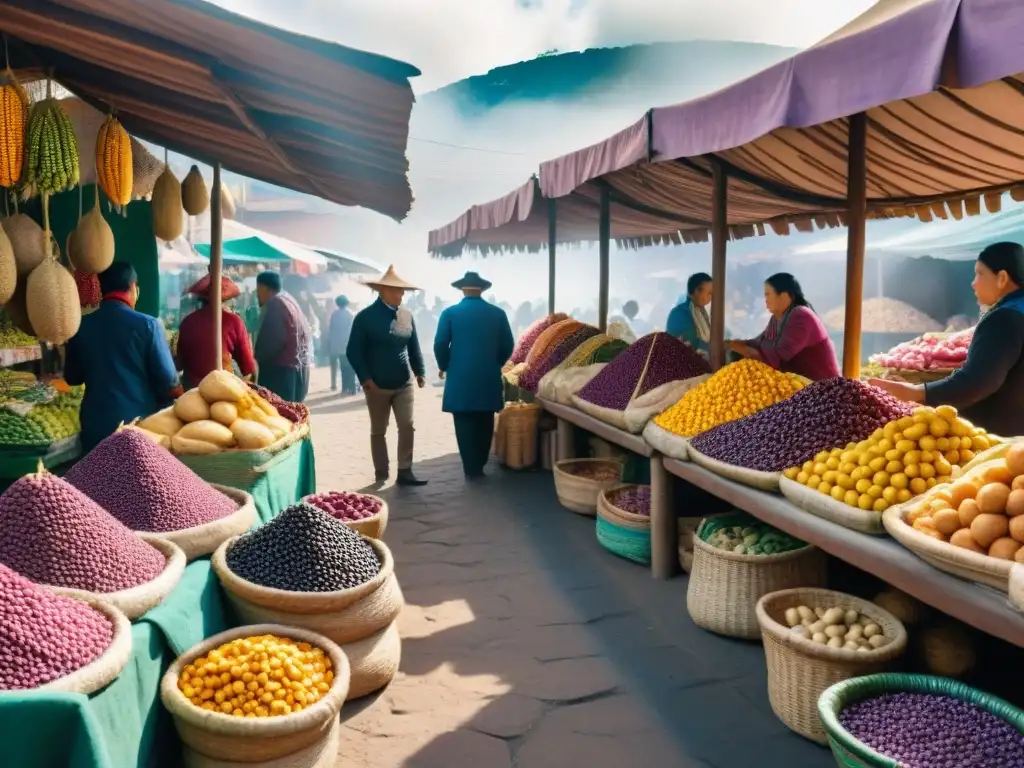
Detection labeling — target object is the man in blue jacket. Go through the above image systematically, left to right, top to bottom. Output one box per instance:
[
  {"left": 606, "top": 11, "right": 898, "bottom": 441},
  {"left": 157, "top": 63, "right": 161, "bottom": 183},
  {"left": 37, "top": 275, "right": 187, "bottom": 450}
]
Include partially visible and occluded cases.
[
  {"left": 64, "top": 262, "right": 181, "bottom": 452},
  {"left": 347, "top": 266, "right": 428, "bottom": 486},
  {"left": 434, "top": 272, "right": 514, "bottom": 479}
]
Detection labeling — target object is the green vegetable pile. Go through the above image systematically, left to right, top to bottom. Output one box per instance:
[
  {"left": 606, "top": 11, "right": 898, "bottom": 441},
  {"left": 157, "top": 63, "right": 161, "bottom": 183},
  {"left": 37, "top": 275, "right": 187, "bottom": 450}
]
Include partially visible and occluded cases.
[
  {"left": 0, "top": 411, "right": 51, "bottom": 448},
  {"left": 699, "top": 514, "right": 805, "bottom": 556}
]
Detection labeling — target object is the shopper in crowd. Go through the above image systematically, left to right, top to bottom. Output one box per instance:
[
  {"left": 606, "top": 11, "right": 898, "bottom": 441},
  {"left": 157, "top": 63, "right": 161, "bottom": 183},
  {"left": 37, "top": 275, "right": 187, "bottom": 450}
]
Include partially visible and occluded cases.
[
  {"left": 871, "top": 242, "right": 1024, "bottom": 435},
  {"left": 64, "top": 262, "right": 181, "bottom": 452},
  {"left": 346, "top": 266, "right": 428, "bottom": 487},
  {"left": 253, "top": 270, "right": 313, "bottom": 403},
  {"left": 434, "top": 271, "right": 514, "bottom": 480},
  {"left": 666, "top": 272, "right": 714, "bottom": 355},
  {"left": 729, "top": 272, "right": 840, "bottom": 381},
  {"left": 174, "top": 274, "right": 256, "bottom": 389},
  {"left": 327, "top": 295, "right": 356, "bottom": 395},
  {"left": 622, "top": 300, "right": 652, "bottom": 336}
]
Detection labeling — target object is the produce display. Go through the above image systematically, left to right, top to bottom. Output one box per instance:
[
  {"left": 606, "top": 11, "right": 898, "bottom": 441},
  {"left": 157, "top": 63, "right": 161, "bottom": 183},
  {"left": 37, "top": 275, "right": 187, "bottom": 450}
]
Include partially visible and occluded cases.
[
  {"left": 0, "top": 68, "right": 29, "bottom": 189},
  {"left": 25, "top": 88, "right": 80, "bottom": 195},
  {"left": 95, "top": 114, "right": 133, "bottom": 208},
  {"left": 152, "top": 163, "right": 184, "bottom": 242},
  {"left": 181, "top": 165, "right": 210, "bottom": 216},
  {"left": 72, "top": 268, "right": 101, "bottom": 309},
  {"left": 824, "top": 297, "right": 942, "bottom": 334},
  {"left": 510, "top": 313, "right": 569, "bottom": 365},
  {"left": 524, "top": 318, "right": 583, "bottom": 366},
  {"left": 519, "top": 324, "right": 600, "bottom": 393},
  {"left": 0, "top": 325, "right": 35, "bottom": 348},
  {"left": 870, "top": 329, "right": 972, "bottom": 372},
  {"left": 576, "top": 333, "right": 711, "bottom": 411},
  {"left": 561, "top": 334, "right": 628, "bottom": 368},
  {"left": 653, "top": 360, "right": 806, "bottom": 437},
  {"left": 137, "top": 371, "right": 293, "bottom": 454},
  {"left": 690, "top": 379, "right": 914, "bottom": 472},
  {"left": 246, "top": 382, "right": 309, "bottom": 425},
  {"left": 25, "top": 396, "right": 82, "bottom": 442},
  {"left": 785, "top": 405, "right": 995, "bottom": 513},
  {"left": 0, "top": 409, "right": 49, "bottom": 448},
  {"left": 64, "top": 429, "right": 238, "bottom": 533},
  {"left": 903, "top": 442, "right": 1024, "bottom": 561},
  {"left": 561, "top": 462, "right": 622, "bottom": 482},
  {"left": 0, "top": 468, "right": 165, "bottom": 592},
  {"left": 606, "top": 485, "right": 650, "bottom": 516},
  {"left": 305, "top": 490, "right": 383, "bottom": 523},
  {"left": 226, "top": 503, "right": 381, "bottom": 592},
  {"left": 701, "top": 518, "right": 805, "bottom": 556},
  {"left": 0, "top": 563, "right": 113, "bottom": 690},
  {"left": 782, "top": 603, "right": 891, "bottom": 650},
  {"left": 176, "top": 633, "right": 334, "bottom": 717},
  {"left": 839, "top": 692, "right": 1024, "bottom": 767}
]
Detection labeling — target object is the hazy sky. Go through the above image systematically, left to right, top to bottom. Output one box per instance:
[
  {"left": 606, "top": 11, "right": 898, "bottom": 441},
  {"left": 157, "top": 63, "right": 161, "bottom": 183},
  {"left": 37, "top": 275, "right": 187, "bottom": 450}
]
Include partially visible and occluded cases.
[{"left": 210, "top": 0, "right": 877, "bottom": 91}]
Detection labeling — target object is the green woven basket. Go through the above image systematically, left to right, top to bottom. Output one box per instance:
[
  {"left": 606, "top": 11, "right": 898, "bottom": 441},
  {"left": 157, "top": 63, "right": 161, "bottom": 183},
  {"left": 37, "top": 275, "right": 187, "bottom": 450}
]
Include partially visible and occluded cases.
[
  {"left": 596, "top": 516, "right": 651, "bottom": 565},
  {"left": 819, "top": 673, "right": 1024, "bottom": 768}
]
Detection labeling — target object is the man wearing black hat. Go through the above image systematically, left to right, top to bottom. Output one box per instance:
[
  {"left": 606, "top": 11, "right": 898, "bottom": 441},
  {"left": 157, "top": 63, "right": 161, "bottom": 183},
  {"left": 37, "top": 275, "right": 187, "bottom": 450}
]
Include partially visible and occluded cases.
[{"left": 434, "top": 272, "right": 514, "bottom": 479}]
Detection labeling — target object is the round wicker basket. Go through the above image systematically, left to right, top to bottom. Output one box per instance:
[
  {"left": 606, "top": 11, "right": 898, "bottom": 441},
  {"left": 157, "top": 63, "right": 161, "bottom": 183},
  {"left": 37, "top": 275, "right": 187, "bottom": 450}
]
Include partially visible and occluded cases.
[
  {"left": 552, "top": 458, "right": 623, "bottom": 515},
  {"left": 137, "top": 485, "right": 257, "bottom": 562},
  {"left": 595, "top": 485, "right": 651, "bottom": 565},
  {"left": 301, "top": 493, "right": 389, "bottom": 540},
  {"left": 48, "top": 537, "right": 186, "bottom": 620},
  {"left": 755, "top": 588, "right": 908, "bottom": 744},
  {"left": 342, "top": 621, "right": 402, "bottom": 701},
  {"left": 160, "top": 624, "right": 350, "bottom": 763}
]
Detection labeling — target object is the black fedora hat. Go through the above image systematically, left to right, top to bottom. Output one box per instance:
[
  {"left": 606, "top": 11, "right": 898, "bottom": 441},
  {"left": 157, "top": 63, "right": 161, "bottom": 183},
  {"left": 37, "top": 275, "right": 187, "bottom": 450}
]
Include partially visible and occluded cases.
[{"left": 451, "top": 271, "right": 492, "bottom": 291}]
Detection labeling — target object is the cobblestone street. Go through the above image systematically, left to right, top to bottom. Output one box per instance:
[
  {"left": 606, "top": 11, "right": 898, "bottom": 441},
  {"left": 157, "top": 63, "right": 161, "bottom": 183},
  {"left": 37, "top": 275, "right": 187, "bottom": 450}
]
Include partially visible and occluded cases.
[{"left": 305, "top": 368, "right": 827, "bottom": 768}]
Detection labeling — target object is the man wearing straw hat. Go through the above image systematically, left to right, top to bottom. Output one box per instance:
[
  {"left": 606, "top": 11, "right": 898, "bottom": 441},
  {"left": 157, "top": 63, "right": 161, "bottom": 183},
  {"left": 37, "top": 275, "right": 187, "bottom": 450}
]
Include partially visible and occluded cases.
[
  {"left": 347, "top": 266, "right": 428, "bottom": 487},
  {"left": 434, "top": 272, "right": 514, "bottom": 479}
]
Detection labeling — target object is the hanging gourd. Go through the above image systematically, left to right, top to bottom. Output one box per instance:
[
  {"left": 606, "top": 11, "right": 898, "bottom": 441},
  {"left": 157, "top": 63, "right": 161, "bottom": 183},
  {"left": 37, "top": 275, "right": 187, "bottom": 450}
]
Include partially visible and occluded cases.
[
  {"left": 0, "top": 68, "right": 29, "bottom": 189},
  {"left": 25, "top": 79, "right": 79, "bottom": 195},
  {"left": 95, "top": 113, "right": 133, "bottom": 207},
  {"left": 151, "top": 150, "right": 183, "bottom": 241},
  {"left": 181, "top": 164, "right": 209, "bottom": 215},
  {"left": 220, "top": 184, "right": 236, "bottom": 220},
  {"left": 72, "top": 185, "right": 114, "bottom": 274},
  {"left": 27, "top": 193, "right": 81, "bottom": 344},
  {"left": 2, "top": 212, "right": 45, "bottom": 276},
  {"left": 0, "top": 215, "right": 14, "bottom": 306},
  {"left": 5, "top": 281, "right": 34, "bottom": 336}
]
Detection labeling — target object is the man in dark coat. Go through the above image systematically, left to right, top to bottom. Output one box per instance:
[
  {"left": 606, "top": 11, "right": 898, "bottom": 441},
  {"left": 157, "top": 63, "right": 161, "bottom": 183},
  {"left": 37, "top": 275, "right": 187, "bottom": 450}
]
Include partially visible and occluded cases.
[
  {"left": 254, "top": 270, "right": 313, "bottom": 402},
  {"left": 434, "top": 272, "right": 514, "bottom": 479}
]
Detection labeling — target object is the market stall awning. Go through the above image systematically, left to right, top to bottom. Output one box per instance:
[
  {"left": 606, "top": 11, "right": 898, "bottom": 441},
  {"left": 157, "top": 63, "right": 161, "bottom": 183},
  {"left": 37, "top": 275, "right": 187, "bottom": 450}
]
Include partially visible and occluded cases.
[
  {"left": 1, "top": 0, "right": 420, "bottom": 221},
  {"left": 429, "top": 0, "right": 1024, "bottom": 256},
  {"left": 192, "top": 219, "right": 329, "bottom": 269},
  {"left": 193, "top": 239, "right": 287, "bottom": 265},
  {"left": 313, "top": 249, "right": 384, "bottom": 275}
]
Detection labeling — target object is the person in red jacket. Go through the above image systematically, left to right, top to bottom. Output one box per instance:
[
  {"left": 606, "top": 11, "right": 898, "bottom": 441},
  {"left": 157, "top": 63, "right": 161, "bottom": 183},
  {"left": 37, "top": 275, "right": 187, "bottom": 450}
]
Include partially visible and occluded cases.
[{"left": 174, "top": 274, "right": 257, "bottom": 389}]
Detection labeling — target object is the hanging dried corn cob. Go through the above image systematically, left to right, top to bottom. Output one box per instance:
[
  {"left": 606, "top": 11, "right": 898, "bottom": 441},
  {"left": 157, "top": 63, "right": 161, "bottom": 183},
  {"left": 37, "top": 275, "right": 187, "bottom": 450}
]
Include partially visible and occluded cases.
[
  {"left": 0, "top": 68, "right": 29, "bottom": 188},
  {"left": 25, "top": 78, "right": 79, "bottom": 195},
  {"left": 95, "top": 112, "right": 132, "bottom": 207}
]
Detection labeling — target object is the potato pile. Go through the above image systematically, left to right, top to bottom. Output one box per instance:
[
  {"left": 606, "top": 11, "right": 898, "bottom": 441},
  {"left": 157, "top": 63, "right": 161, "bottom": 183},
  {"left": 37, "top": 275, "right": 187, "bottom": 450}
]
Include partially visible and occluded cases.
[
  {"left": 134, "top": 371, "right": 293, "bottom": 455},
  {"left": 784, "top": 405, "right": 995, "bottom": 514},
  {"left": 904, "top": 442, "right": 1024, "bottom": 563},
  {"left": 784, "top": 604, "right": 891, "bottom": 651}
]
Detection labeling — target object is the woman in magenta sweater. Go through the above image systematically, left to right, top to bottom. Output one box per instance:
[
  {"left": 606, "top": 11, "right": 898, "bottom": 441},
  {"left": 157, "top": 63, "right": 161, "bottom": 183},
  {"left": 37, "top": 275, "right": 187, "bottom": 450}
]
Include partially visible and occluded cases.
[{"left": 728, "top": 273, "right": 840, "bottom": 381}]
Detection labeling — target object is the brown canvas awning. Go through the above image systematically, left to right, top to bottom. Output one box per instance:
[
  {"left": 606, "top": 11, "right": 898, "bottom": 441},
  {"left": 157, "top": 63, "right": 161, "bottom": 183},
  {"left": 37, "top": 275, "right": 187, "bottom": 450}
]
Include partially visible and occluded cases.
[{"left": 0, "top": 0, "right": 420, "bottom": 220}]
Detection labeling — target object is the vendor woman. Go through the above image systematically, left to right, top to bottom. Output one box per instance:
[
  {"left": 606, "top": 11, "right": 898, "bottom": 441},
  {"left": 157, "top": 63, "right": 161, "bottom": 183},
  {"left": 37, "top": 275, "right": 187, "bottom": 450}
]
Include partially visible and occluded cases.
[
  {"left": 871, "top": 242, "right": 1024, "bottom": 435},
  {"left": 666, "top": 272, "right": 714, "bottom": 355},
  {"left": 728, "top": 272, "right": 840, "bottom": 381},
  {"left": 175, "top": 274, "right": 256, "bottom": 389}
]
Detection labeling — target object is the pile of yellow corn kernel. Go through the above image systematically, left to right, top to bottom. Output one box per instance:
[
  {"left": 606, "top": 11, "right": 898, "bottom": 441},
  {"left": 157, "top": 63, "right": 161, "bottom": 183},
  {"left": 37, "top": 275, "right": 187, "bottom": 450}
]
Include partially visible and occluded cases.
[
  {"left": 653, "top": 359, "right": 806, "bottom": 437},
  {"left": 177, "top": 634, "right": 334, "bottom": 718}
]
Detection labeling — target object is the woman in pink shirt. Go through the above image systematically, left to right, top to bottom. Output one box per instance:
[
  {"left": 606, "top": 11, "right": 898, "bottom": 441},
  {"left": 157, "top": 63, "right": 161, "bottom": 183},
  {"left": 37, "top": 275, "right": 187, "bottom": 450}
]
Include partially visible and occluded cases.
[{"left": 729, "top": 273, "right": 840, "bottom": 381}]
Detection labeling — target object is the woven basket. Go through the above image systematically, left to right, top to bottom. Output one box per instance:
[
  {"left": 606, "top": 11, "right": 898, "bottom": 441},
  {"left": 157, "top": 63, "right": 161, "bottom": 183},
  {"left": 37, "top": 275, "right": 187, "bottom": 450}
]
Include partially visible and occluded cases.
[
  {"left": 498, "top": 404, "right": 541, "bottom": 469},
  {"left": 641, "top": 421, "right": 691, "bottom": 462},
  {"left": 176, "top": 424, "right": 310, "bottom": 489},
  {"left": 687, "top": 447, "right": 782, "bottom": 491},
  {"left": 553, "top": 458, "right": 624, "bottom": 515},
  {"left": 780, "top": 477, "right": 885, "bottom": 535},
  {"left": 137, "top": 485, "right": 257, "bottom": 562},
  {"left": 595, "top": 485, "right": 651, "bottom": 565},
  {"left": 302, "top": 493, "right": 388, "bottom": 540},
  {"left": 881, "top": 503, "right": 1013, "bottom": 592},
  {"left": 687, "top": 523, "right": 827, "bottom": 639},
  {"left": 212, "top": 537, "right": 404, "bottom": 645},
  {"left": 48, "top": 538, "right": 186, "bottom": 620},
  {"left": 756, "top": 588, "right": 908, "bottom": 744},
  {"left": 23, "top": 597, "right": 133, "bottom": 695},
  {"left": 343, "top": 621, "right": 402, "bottom": 701},
  {"left": 160, "top": 624, "right": 350, "bottom": 763},
  {"left": 819, "top": 673, "right": 1024, "bottom": 768},
  {"left": 182, "top": 717, "right": 341, "bottom": 768}
]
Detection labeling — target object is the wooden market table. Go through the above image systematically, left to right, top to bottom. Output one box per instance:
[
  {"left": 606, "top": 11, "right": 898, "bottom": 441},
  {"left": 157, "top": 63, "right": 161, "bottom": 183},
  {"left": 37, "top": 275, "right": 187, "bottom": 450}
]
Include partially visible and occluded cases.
[{"left": 663, "top": 458, "right": 1024, "bottom": 649}]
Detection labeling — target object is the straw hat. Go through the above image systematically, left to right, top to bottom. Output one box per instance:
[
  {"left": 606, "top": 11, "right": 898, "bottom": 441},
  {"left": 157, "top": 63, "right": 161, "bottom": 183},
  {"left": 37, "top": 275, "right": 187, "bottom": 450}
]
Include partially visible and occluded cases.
[
  {"left": 363, "top": 265, "right": 419, "bottom": 291},
  {"left": 187, "top": 274, "right": 241, "bottom": 301}
]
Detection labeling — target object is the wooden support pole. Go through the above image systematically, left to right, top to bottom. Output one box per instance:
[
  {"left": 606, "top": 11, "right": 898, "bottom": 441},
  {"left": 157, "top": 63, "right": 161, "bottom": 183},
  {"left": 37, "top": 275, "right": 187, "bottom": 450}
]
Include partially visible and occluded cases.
[
  {"left": 843, "top": 113, "right": 868, "bottom": 378},
  {"left": 710, "top": 161, "right": 728, "bottom": 370},
  {"left": 210, "top": 162, "right": 224, "bottom": 366},
  {"left": 598, "top": 186, "right": 610, "bottom": 332},
  {"left": 548, "top": 197, "right": 557, "bottom": 314},
  {"left": 556, "top": 418, "right": 574, "bottom": 462},
  {"left": 650, "top": 454, "right": 677, "bottom": 580}
]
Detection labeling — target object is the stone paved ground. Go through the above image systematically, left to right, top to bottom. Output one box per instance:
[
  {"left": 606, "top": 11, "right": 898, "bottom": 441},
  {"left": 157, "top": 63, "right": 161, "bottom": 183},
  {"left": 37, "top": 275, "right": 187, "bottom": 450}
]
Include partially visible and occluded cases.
[{"left": 304, "top": 368, "right": 830, "bottom": 768}]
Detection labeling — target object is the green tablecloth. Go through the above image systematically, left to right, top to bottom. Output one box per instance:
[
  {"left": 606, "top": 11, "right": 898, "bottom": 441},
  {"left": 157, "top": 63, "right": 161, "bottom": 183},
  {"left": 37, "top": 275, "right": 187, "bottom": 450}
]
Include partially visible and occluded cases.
[{"left": 0, "top": 449, "right": 311, "bottom": 768}]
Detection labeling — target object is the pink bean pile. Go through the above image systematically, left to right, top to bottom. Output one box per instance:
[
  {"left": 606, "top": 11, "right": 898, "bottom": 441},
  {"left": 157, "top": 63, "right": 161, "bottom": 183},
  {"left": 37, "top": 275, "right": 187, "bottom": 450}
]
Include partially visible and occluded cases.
[
  {"left": 510, "top": 314, "right": 569, "bottom": 364},
  {"left": 65, "top": 430, "right": 238, "bottom": 533},
  {"left": 0, "top": 472, "right": 165, "bottom": 592},
  {"left": 306, "top": 491, "right": 383, "bottom": 522},
  {"left": 0, "top": 563, "right": 113, "bottom": 690}
]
